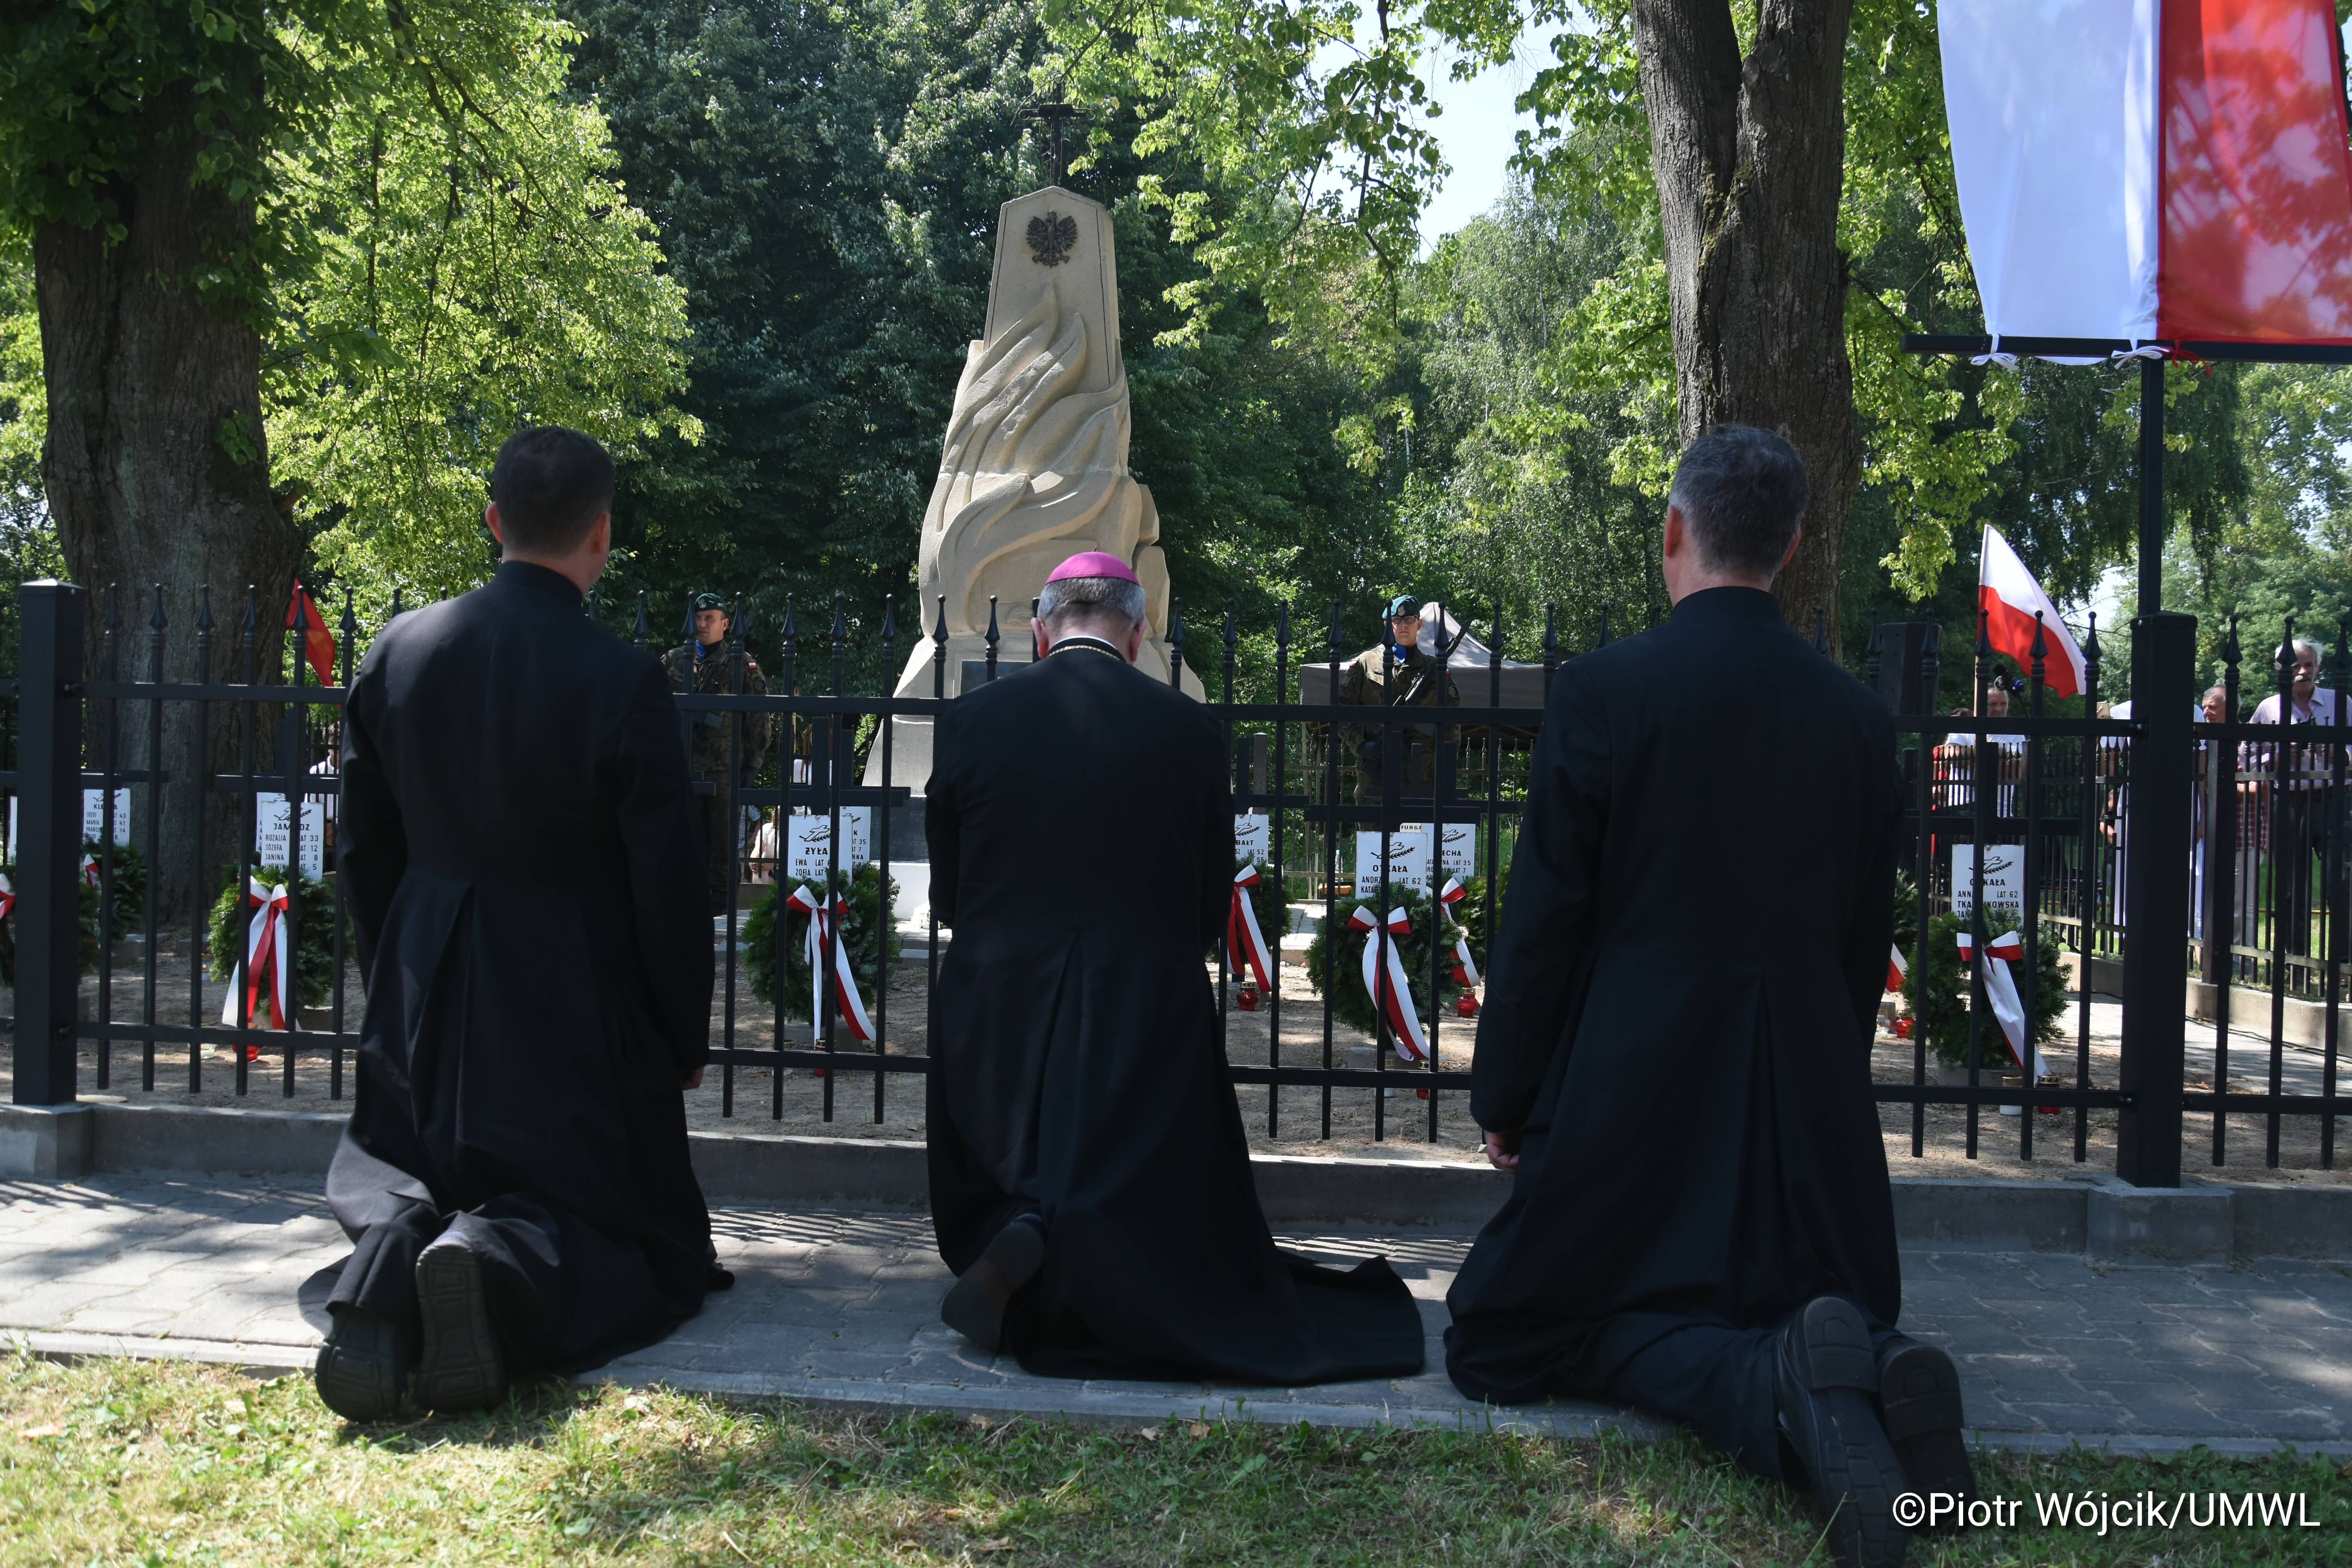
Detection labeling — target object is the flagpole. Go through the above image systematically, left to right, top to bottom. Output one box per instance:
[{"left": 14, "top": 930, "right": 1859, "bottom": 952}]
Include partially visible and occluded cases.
[{"left": 2137, "top": 355, "right": 2165, "bottom": 615}]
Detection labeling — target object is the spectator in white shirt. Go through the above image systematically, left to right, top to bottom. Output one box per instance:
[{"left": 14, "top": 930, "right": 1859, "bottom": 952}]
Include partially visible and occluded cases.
[{"left": 2245, "top": 638, "right": 2344, "bottom": 977}]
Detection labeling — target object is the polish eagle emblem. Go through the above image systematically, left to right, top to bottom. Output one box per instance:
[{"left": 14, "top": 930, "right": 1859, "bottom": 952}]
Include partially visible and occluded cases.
[{"left": 1026, "top": 211, "right": 1077, "bottom": 267}]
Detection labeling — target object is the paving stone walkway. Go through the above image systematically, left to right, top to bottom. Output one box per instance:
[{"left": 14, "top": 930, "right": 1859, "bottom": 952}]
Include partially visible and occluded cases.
[{"left": 2, "top": 1175, "right": 2348, "bottom": 1457}]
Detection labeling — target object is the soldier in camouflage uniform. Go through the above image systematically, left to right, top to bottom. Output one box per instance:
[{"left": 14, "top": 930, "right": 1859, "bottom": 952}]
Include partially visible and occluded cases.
[
  {"left": 662, "top": 593, "right": 773, "bottom": 910},
  {"left": 1335, "top": 594, "right": 1460, "bottom": 804}
]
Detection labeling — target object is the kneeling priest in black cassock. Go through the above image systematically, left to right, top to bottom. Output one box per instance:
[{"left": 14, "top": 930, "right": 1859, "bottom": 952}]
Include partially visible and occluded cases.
[
  {"left": 312, "top": 426, "right": 722, "bottom": 1420},
  {"left": 1444, "top": 427, "right": 1973, "bottom": 1568},
  {"left": 924, "top": 551, "right": 1425, "bottom": 1383}
]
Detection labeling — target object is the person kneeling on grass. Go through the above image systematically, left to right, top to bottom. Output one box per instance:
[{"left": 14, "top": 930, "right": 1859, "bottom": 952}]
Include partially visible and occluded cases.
[
  {"left": 313, "top": 426, "right": 724, "bottom": 1419},
  {"left": 1442, "top": 426, "right": 1974, "bottom": 1568}
]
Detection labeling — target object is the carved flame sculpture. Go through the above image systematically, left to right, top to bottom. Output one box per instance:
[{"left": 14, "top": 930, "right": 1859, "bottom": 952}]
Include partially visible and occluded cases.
[
  {"left": 890, "top": 186, "right": 1189, "bottom": 697},
  {"left": 919, "top": 279, "right": 1167, "bottom": 637}
]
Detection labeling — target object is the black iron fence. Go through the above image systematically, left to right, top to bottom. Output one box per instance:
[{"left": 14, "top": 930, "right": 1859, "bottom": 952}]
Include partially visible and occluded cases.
[{"left": 2, "top": 581, "right": 2345, "bottom": 1183}]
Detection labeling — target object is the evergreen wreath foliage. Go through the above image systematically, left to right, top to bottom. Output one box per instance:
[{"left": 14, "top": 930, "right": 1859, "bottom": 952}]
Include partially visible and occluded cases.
[
  {"left": 83, "top": 840, "right": 148, "bottom": 940},
  {"left": 0, "top": 841, "right": 151, "bottom": 984},
  {"left": 743, "top": 864, "right": 902, "bottom": 1019},
  {"left": 206, "top": 867, "right": 342, "bottom": 1013},
  {"left": 1302, "top": 878, "right": 1488, "bottom": 1035},
  {"left": 1900, "top": 901, "right": 2068, "bottom": 1070}
]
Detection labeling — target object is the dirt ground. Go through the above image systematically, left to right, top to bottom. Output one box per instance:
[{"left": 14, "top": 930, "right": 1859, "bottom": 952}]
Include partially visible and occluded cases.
[{"left": 8, "top": 932, "right": 2347, "bottom": 1183}]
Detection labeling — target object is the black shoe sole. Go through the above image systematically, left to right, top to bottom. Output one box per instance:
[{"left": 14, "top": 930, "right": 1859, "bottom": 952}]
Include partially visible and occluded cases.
[
  {"left": 942, "top": 1219, "right": 1046, "bottom": 1353},
  {"left": 413, "top": 1238, "right": 507, "bottom": 1413},
  {"left": 1779, "top": 1298, "right": 1910, "bottom": 1568},
  {"left": 315, "top": 1310, "right": 406, "bottom": 1422},
  {"left": 1879, "top": 1339, "right": 1975, "bottom": 1506}
]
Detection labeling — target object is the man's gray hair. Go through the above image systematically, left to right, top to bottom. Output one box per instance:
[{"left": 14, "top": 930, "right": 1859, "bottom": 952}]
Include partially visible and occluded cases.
[
  {"left": 1668, "top": 424, "right": 1811, "bottom": 579},
  {"left": 1037, "top": 573, "right": 1146, "bottom": 631},
  {"left": 2293, "top": 637, "right": 2325, "bottom": 665}
]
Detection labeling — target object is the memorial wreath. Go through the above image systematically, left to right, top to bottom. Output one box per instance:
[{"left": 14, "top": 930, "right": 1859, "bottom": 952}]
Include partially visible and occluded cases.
[
  {"left": 0, "top": 840, "right": 148, "bottom": 984},
  {"left": 742, "top": 864, "right": 901, "bottom": 1023},
  {"left": 205, "top": 866, "right": 341, "bottom": 1020},
  {"left": 1302, "top": 878, "right": 1489, "bottom": 1042},
  {"left": 1899, "top": 903, "right": 2067, "bottom": 1071}
]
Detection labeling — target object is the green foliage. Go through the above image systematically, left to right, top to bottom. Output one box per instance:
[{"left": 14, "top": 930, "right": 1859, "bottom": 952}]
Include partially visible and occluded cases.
[
  {"left": 0, "top": 0, "right": 696, "bottom": 623},
  {"left": 0, "top": 0, "right": 334, "bottom": 316},
  {"left": 1051, "top": 0, "right": 1481, "bottom": 372},
  {"left": 275, "top": 2, "right": 697, "bottom": 608},
  {"left": 87, "top": 840, "right": 147, "bottom": 944},
  {"left": 0, "top": 842, "right": 143, "bottom": 985},
  {"left": 742, "top": 865, "right": 903, "bottom": 1022},
  {"left": 206, "top": 867, "right": 342, "bottom": 1014},
  {"left": 0, "top": 869, "right": 109, "bottom": 982},
  {"left": 1302, "top": 879, "right": 1486, "bottom": 1036},
  {"left": 1900, "top": 903, "right": 2068, "bottom": 1072}
]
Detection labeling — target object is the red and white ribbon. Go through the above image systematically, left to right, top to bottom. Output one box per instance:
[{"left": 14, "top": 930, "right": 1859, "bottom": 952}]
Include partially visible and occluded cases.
[
  {"left": 79, "top": 853, "right": 100, "bottom": 887},
  {"left": 1229, "top": 865, "right": 1275, "bottom": 995},
  {"left": 0, "top": 871, "right": 15, "bottom": 922},
  {"left": 1435, "top": 875, "right": 1480, "bottom": 987},
  {"left": 221, "top": 877, "right": 290, "bottom": 1030},
  {"left": 786, "top": 883, "right": 874, "bottom": 1042},
  {"left": 1348, "top": 904, "right": 1428, "bottom": 1063},
  {"left": 1955, "top": 927, "right": 2049, "bottom": 1080},
  {"left": 1886, "top": 945, "right": 1908, "bottom": 993}
]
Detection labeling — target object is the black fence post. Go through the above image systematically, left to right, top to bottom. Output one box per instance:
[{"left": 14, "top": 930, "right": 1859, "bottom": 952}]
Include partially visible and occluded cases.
[
  {"left": 14, "top": 581, "right": 85, "bottom": 1105},
  {"left": 2117, "top": 610, "right": 2198, "bottom": 1187}
]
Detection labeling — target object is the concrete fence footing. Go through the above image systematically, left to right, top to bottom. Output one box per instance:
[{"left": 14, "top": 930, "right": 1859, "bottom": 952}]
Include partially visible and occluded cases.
[{"left": 4, "top": 1102, "right": 2348, "bottom": 1261}]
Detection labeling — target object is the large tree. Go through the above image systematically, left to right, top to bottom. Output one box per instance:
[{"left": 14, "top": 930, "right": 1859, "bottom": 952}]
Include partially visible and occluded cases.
[
  {"left": 0, "top": 0, "right": 691, "bottom": 909},
  {"left": 1045, "top": 0, "right": 2030, "bottom": 649},
  {"left": 1628, "top": 0, "right": 1854, "bottom": 633},
  {"left": 0, "top": 1, "right": 365, "bottom": 661}
]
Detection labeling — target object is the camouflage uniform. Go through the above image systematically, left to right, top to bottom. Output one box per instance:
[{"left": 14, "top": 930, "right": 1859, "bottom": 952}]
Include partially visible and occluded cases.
[
  {"left": 662, "top": 638, "right": 774, "bottom": 907},
  {"left": 1334, "top": 642, "right": 1460, "bottom": 804}
]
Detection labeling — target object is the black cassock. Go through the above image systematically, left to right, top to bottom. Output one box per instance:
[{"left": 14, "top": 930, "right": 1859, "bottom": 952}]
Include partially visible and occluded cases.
[
  {"left": 325, "top": 561, "right": 717, "bottom": 1375},
  {"left": 1446, "top": 588, "right": 1901, "bottom": 1425},
  {"left": 925, "top": 639, "right": 1425, "bottom": 1383}
]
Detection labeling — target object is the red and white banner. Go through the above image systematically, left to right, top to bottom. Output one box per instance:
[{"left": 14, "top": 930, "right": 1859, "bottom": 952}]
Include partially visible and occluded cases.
[
  {"left": 1942, "top": 0, "right": 2352, "bottom": 350},
  {"left": 1980, "top": 526, "right": 2087, "bottom": 698},
  {"left": 1228, "top": 866, "right": 1274, "bottom": 995},
  {"left": 221, "top": 877, "right": 291, "bottom": 1031},
  {"left": 787, "top": 884, "right": 875, "bottom": 1043},
  {"left": 1348, "top": 904, "right": 1429, "bottom": 1063},
  {"left": 1956, "top": 926, "right": 2052, "bottom": 1079},
  {"left": 1887, "top": 944, "right": 1909, "bottom": 993}
]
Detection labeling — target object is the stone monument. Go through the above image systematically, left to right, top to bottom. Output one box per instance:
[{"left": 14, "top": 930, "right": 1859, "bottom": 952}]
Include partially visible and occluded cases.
[
  {"left": 866, "top": 183, "right": 1202, "bottom": 878},
  {"left": 882, "top": 184, "right": 1201, "bottom": 707}
]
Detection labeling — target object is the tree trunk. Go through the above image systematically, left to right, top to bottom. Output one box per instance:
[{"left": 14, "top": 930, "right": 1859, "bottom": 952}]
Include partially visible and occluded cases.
[
  {"left": 1632, "top": 0, "right": 1859, "bottom": 655},
  {"left": 33, "top": 83, "right": 304, "bottom": 920}
]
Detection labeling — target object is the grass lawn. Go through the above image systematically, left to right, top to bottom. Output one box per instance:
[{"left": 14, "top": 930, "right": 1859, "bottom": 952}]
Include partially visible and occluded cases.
[{"left": 2, "top": 1350, "right": 2347, "bottom": 1566}]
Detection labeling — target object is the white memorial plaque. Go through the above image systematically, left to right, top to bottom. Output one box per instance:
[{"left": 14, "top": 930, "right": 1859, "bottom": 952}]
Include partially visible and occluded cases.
[
  {"left": 82, "top": 788, "right": 131, "bottom": 846},
  {"left": 255, "top": 793, "right": 327, "bottom": 879},
  {"left": 787, "top": 808, "right": 873, "bottom": 883},
  {"left": 1234, "top": 812, "right": 1270, "bottom": 865},
  {"left": 1432, "top": 821, "right": 1477, "bottom": 882},
  {"left": 1354, "top": 827, "right": 1432, "bottom": 891},
  {"left": 1951, "top": 844, "right": 2025, "bottom": 920}
]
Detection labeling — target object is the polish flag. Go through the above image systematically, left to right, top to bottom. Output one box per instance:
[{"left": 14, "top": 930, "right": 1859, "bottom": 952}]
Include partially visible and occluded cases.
[
  {"left": 1940, "top": 0, "right": 2352, "bottom": 349},
  {"left": 1980, "top": 526, "right": 2087, "bottom": 698},
  {"left": 286, "top": 582, "right": 337, "bottom": 686}
]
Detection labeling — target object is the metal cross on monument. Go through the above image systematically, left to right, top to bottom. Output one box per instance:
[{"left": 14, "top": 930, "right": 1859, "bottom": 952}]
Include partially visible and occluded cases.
[{"left": 1025, "top": 99, "right": 1080, "bottom": 188}]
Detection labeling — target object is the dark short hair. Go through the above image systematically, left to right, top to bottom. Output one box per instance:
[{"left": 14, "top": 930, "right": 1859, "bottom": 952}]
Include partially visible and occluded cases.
[
  {"left": 1668, "top": 425, "right": 1810, "bottom": 578},
  {"left": 490, "top": 426, "right": 614, "bottom": 552}
]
